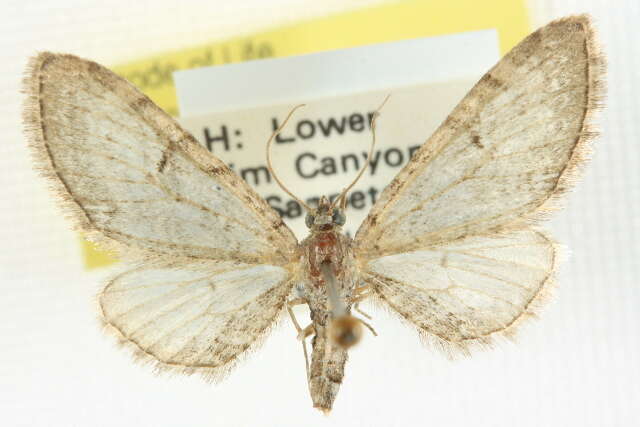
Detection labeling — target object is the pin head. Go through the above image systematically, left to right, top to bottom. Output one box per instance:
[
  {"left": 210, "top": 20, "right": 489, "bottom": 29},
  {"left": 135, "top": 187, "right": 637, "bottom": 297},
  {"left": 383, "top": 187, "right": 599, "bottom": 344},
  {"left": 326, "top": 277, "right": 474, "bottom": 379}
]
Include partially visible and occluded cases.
[{"left": 329, "top": 315, "right": 364, "bottom": 349}]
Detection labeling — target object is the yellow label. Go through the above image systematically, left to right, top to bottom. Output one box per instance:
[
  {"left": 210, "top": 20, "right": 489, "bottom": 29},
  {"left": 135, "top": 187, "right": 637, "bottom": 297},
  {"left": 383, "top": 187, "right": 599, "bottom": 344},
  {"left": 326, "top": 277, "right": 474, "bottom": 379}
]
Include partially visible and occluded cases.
[{"left": 83, "top": 0, "right": 530, "bottom": 269}]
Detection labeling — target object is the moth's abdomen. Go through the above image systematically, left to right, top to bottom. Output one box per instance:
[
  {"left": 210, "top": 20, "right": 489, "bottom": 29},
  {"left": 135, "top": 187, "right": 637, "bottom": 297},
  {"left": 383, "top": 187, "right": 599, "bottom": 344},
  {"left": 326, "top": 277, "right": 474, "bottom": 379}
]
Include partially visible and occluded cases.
[
  {"left": 300, "top": 229, "right": 359, "bottom": 411},
  {"left": 308, "top": 323, "right": 348, "bottom": 413}
]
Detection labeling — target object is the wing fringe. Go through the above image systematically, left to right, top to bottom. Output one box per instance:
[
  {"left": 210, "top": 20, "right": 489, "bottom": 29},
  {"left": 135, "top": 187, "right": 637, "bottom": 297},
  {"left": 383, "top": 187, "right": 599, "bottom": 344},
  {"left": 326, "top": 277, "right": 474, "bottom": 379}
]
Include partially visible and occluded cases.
[{"left": 518, "top": 14, "right": 606, "bottom": 227}]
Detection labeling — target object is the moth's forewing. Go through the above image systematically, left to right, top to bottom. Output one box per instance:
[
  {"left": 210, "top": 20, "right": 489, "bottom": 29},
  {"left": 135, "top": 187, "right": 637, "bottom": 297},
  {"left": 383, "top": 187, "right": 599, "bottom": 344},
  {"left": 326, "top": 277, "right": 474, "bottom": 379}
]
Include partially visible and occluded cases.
[{"left": 354, "top": 15, "right": 605, "bottom": 355}]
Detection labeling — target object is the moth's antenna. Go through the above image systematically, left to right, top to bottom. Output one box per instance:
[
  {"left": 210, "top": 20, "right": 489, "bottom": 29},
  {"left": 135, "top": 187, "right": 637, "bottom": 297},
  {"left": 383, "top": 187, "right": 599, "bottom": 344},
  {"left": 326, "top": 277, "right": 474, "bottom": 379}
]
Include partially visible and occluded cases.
[
  {"left": 332, "top": 95, "right": 391, "bottom": 209},
  {"left": 266, "top": 105, "right": 312, "bottom": 212}
]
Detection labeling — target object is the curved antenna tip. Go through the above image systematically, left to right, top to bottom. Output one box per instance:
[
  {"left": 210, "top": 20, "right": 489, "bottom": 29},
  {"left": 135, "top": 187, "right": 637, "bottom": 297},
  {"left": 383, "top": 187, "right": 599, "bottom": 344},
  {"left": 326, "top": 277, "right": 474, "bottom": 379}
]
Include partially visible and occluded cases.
[
  {"left": 331, "top": 95, "right": 391, "bottom": 209},
  {"left": 266, "top": 105, "right": 312, "bottom": 212}
]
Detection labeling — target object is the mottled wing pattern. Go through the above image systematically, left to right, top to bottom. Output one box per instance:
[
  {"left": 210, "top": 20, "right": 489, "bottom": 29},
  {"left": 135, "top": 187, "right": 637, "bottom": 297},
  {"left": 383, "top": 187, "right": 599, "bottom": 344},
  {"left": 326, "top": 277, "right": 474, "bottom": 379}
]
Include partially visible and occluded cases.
[
  {"left": 355, "top": 16, "right": 604, "bottom": 353},
  {"left": 356, "top": 16, "right": 604, "bottom": 256},
  {"left": 23, "top": 52, "right": 300, "bottom": 377},
  {"left": 23, "top": 52, "right": 296, "bottom": 265},
  {"left": 363, "top": 228, "right": 557, "bottom": 354},
  {"left": 100, "top": 262, "right": 294, "bottom": 380}
]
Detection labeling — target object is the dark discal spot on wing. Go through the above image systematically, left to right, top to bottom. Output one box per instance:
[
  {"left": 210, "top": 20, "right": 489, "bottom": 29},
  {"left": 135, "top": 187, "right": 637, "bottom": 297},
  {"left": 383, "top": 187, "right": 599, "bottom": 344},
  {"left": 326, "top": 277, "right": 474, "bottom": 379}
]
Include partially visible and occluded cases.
[
  {"left": 471, "top": 135, "right": 484, "bottom": 149},
  {"left": 157, "top": 140, "right": 175, "bottom": 173},
  {"left": 157, "top": 152, "right": 168, "bottom": 173}
]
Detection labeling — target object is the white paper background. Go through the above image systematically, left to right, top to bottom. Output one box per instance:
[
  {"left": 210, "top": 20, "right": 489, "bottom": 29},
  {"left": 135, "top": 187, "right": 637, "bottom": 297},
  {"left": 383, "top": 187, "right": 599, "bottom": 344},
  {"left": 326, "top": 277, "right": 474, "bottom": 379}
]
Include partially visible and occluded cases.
[{"left": 0, "top": 1, "right": 638, "bottom": 426}]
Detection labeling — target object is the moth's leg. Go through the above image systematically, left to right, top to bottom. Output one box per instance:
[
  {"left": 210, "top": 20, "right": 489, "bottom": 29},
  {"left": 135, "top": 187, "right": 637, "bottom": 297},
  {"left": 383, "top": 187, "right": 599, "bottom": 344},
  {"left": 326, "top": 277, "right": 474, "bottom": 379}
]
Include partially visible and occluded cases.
[
  {"left": 354, "top": 284, "right": 371, "bottom": 294},
  {"left": 349, "top": 286, "right": 377, "bottom": 335},
  {"left": 351, "top": 286, "right": 374, "bottom": 319},
  {"left": 287, "top": 297, "right": 314, "bottom": 341},
  {"left": 287, "top": 298, "right": 312, "bottom": 377},
  {"left": 287, "top": 298, "right": 306, "bottom": 333},
  {"left": 354, "top": 302, "right": 372, "bottom": 320},
  {"left": 358, "top": 317, "right": 378, "bottom": 337},
  {"left": 297, "top": 323, "right": 315, "bottom": 341}
]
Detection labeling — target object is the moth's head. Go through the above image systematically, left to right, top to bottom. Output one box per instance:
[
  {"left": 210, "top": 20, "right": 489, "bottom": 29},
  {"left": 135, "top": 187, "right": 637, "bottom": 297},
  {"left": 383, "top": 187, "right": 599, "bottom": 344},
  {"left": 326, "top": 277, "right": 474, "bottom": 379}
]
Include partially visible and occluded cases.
[
  {"left": 267, "top": 100, "right": 385, "bottom": 233},
  {"left": 305, "top": 196, "right": 346, "bottom": 231},
  {"left": 328, "top": 315, "right": 364, "bottom": 349}
]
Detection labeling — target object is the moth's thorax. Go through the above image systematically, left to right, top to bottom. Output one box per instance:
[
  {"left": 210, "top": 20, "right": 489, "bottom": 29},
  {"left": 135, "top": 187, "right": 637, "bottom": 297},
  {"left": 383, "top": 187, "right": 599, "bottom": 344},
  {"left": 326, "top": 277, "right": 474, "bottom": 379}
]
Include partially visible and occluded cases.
[
  {"left": 299, "top": 229, "right": 358, "bottom": 318},
  {"left": 304, "top": 230, "right": 347, "bottom": 275}
]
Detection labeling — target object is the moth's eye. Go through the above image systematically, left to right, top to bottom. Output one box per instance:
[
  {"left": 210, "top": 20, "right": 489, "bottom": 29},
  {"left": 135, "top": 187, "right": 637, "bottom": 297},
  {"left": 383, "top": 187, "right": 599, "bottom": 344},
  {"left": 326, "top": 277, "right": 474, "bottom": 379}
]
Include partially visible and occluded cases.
[
  {"left": 332, "top": 209, "right": 346, "bottom": 226},
  {"left": 305, "top": 213, "right": 315, "bottom": 228}
]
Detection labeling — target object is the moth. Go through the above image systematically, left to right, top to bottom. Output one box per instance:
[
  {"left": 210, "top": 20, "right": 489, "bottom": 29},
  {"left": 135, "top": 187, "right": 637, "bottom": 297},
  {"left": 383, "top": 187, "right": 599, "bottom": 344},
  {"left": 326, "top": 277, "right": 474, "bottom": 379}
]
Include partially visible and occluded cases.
[{"left": 23, "top": 15, "right": 604, "bottom": 412}]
